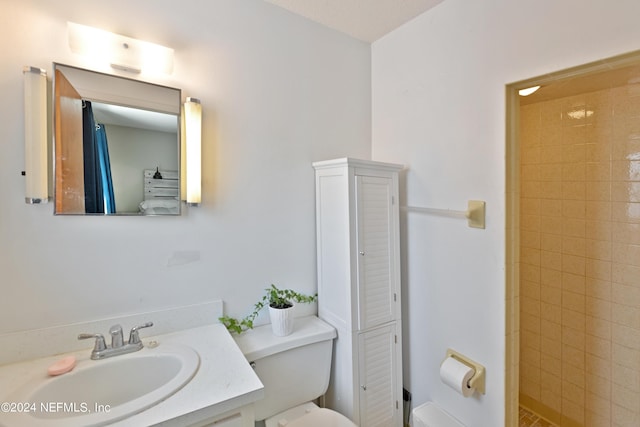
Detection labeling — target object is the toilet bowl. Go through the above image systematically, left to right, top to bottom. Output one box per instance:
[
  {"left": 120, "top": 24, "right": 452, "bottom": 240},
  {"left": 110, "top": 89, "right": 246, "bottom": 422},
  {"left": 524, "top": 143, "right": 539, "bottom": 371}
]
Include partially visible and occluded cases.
[
  {"left": 233, "top": 316, "right": 357, "bottom": 427},
  {"left": 265, "top": 402, "right": 355, "bottom": 427},
  {"left": 412, "top": 402, "right": 465, "bottom": 427}
]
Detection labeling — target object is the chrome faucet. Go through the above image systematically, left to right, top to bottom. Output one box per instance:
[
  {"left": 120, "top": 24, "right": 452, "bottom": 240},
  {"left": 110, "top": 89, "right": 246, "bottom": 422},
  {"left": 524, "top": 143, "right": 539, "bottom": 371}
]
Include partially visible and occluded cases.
[{"left": 78, "top": 322, "right": 153, "bottom": 360}]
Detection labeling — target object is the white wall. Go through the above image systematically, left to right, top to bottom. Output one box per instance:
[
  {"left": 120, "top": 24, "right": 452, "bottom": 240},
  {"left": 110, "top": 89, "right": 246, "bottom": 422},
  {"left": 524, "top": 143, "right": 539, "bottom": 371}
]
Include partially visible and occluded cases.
[
  {"left": 0, "top": 0, "right": 371, "bottom": 333},
  {"left": 372, "top": 0, "right": 640, "bottom": 425},
  {"left": 106, "top": 125, "right": 178, "bottom": 213}
]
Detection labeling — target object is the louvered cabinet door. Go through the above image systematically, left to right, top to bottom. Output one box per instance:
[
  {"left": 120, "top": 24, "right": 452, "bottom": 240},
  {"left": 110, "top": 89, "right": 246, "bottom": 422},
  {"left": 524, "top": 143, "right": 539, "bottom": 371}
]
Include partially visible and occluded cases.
[
  {"left": 314, "top": 158, "right": 403, "bottom": 426},
  {"left": 355, "top": 175, "right": 397, "bottom": 330},
  {"left": 357, "top": 323, "right": 401, "bottom": 427}
]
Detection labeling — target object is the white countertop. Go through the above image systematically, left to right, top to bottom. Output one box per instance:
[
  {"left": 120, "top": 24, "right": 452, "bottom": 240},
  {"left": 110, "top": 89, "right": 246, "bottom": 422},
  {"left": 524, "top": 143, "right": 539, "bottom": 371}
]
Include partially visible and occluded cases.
[{"left": 0, "top": 323, "right": 264, "bottom": 427}]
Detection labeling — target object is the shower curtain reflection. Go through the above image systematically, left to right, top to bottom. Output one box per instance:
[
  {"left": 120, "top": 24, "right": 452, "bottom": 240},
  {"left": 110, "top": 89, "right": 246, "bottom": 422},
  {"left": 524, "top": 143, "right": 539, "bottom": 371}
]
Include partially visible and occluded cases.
[
  {"left": 82, "top": 101, "right": 116, "bottom": 214},
  {"left": 96, "top": 124, "right": 116, "bottom": 214}
]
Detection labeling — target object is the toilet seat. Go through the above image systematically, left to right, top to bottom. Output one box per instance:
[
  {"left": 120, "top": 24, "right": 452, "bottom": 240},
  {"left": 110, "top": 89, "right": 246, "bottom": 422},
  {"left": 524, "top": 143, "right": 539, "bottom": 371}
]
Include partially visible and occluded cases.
[{"left": 265, "top": 403, "right": 357, "bottom": 427}]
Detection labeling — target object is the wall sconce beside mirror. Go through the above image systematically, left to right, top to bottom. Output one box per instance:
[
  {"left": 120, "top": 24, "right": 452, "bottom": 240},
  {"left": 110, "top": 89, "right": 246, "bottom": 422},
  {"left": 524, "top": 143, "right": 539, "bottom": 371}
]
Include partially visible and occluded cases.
[
  {"left": 53, "top": 63, "right": 183, "bottom": 215},
  {"left": 23, "top": 66, "right": 49, "bottom": 204},
  {"left": 183, "top": 97, "right": 201, "bottom": 206}
]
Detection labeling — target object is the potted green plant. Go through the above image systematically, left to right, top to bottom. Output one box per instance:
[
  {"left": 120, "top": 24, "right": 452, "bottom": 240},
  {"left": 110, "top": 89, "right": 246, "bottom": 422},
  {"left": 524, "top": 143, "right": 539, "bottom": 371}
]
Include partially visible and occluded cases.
[{"left": 219, "top": 284, "right": 317, "bottom": 336}]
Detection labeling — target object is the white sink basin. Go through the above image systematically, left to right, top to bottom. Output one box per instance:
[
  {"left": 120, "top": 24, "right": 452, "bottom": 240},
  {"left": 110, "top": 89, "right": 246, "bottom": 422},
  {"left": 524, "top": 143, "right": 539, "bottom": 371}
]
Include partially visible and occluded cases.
[{"left": 7, "top": 343, "right": 199, "bottom": 427}]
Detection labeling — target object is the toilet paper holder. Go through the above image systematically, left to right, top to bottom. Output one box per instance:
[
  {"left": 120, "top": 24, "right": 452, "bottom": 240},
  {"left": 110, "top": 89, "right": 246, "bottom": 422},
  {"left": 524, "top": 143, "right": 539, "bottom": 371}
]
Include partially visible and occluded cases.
[{"left": 445, "top": 348, "right": 486, "bottom": 395}]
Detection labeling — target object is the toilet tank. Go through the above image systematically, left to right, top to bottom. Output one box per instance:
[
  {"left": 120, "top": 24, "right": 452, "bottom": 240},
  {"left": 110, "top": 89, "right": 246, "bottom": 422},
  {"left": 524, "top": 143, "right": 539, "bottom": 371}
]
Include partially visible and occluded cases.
[
  {"left": 233, "top": 316, "right": 337, "bottom": 421},
  {"left": 413, "top": 402, "right": 465, "bottom": 427}
]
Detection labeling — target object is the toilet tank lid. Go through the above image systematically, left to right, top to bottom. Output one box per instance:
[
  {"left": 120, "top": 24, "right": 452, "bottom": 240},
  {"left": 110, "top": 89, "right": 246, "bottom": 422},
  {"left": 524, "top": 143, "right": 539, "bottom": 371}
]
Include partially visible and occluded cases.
[
  {"left": 233, "top": 316, "right": 336, "bottom": 361},
  {"left": 413, "top": 402, "right": 465, "bottom": 427}
]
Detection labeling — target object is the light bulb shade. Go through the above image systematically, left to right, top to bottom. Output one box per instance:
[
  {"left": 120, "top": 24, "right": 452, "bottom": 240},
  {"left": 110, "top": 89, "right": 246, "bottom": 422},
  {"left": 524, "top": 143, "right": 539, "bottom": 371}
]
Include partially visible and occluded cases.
[
  {"left": 68, "top": 22, "right": 174, "bottom": 75},
  {"left": 23, "top": 66, "right": 48, "bottom": 204},
  {"left": 184, "top": 97, "right": 202, "bottom": 205}
]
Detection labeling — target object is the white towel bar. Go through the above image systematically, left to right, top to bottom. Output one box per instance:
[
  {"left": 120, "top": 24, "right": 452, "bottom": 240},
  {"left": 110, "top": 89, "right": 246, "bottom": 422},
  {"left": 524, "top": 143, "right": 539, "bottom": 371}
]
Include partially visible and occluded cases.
[{"left": 401, "top": 200, "right": 485, "bottom": 229}]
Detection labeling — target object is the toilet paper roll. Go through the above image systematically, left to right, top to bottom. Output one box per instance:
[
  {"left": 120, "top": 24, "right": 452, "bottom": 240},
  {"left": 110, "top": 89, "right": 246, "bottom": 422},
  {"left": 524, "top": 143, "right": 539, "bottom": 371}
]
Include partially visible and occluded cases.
[{"left": 440, "top": 356, "right": 475, "bottom": 397}]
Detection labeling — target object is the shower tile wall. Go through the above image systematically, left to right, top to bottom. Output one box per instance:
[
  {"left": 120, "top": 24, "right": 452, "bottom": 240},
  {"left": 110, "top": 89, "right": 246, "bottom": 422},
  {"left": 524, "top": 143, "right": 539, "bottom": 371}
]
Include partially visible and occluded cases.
[{"left": 520, "top": 84, "right": 640, "bottom": 427}]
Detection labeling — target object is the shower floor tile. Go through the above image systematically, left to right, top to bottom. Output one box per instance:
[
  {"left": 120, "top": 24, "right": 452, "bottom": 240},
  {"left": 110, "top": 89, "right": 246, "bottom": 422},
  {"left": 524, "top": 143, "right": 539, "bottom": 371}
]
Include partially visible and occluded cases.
[{"left": 519, "top": 406, "right": 557, "bottom": 427}]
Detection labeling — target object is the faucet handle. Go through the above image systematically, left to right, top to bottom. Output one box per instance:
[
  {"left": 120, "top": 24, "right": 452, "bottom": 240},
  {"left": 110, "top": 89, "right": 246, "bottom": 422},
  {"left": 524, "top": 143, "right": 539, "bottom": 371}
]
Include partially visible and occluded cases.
[
  {"left": 128, "top": 322, "right": 154, "bottom": 345},
  {"left": 78, "top": 333, "right": 107, "bottom": 352}
]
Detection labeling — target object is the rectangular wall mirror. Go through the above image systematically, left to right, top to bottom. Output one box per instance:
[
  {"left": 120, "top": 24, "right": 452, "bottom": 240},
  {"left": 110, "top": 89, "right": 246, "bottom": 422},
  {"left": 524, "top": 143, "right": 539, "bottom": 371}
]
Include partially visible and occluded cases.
[{"left": 53, "top": 64, "right": 181, "bottom": 215}]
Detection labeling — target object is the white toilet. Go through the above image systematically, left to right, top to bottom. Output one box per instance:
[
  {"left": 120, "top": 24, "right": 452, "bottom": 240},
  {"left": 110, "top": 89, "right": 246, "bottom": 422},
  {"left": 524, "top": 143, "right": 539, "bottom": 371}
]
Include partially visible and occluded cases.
[
  {"left": 233, "top": 315, "right": 357, "bottom": 427},
  {"left": 412, "top": 402, "right": 465, "bottom": 427}
]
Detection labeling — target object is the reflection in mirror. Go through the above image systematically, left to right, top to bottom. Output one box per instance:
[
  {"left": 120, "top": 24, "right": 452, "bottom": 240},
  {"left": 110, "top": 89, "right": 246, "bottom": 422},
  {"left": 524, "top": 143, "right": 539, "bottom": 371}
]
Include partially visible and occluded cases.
[{"left": 53, "top": 64, "right": 181, "bottom": 215}]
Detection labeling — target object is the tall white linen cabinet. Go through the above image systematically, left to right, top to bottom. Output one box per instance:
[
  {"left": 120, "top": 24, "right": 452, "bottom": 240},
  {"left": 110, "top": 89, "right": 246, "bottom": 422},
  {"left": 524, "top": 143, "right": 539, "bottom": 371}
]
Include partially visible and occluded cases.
[{"left": 313, "top": 158, "right": 403, "bottom": 427}]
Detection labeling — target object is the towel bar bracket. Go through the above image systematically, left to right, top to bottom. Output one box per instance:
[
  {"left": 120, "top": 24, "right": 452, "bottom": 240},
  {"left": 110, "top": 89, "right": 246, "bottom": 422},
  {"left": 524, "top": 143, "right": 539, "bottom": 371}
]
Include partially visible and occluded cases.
[{"left": 467, "top": 200, "right": 485, "bottom": 229}]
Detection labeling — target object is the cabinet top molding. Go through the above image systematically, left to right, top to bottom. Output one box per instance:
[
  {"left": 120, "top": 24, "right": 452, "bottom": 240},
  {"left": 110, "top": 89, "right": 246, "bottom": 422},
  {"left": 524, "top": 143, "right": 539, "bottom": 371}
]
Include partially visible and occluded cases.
[{"left": 312, "top": 157, "right": 404, "bottom": 172}]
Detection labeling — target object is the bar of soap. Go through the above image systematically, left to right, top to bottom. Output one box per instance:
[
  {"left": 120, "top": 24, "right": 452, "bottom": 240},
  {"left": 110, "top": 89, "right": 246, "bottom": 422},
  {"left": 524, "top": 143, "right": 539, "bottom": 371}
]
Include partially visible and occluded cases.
[{"left": 47, "top": 356, "right": 77, "bottom": 376}]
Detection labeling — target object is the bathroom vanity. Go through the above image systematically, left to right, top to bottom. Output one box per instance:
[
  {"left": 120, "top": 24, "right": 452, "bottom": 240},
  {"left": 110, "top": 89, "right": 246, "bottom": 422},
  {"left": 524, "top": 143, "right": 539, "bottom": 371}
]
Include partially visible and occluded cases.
[{"left": 0, "top": 301, "right": 264, "bottom": 427}]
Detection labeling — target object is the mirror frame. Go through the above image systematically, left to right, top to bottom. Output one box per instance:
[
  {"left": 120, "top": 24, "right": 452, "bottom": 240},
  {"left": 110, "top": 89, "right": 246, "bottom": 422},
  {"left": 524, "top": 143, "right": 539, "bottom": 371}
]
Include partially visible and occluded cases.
[{"left": 52, "top": 63, "right": 182, "bottom": 216}]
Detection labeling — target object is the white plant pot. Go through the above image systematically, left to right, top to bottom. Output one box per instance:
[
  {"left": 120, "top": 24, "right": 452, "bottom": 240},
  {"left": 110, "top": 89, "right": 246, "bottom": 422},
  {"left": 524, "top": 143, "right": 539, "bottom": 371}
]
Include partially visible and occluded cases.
[{"left": 269, "top": 305, "right": 294, "bottom": 336}]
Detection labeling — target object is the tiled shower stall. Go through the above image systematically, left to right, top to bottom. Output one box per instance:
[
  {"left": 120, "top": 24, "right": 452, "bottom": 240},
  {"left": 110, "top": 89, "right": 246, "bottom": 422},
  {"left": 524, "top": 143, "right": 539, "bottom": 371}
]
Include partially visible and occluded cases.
[{"left": 519, "top": 79, "right": 640, "bottom": 426}]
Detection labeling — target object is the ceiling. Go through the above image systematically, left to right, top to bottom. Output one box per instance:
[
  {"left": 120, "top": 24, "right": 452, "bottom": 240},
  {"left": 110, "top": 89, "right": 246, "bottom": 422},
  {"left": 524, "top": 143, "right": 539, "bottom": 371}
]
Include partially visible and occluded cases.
[
  {"left": 264, "top": 0, "right": 445, "bottom": 42},
  {"left": 92, "top": 102, "right": 177, "bottom": 134}
]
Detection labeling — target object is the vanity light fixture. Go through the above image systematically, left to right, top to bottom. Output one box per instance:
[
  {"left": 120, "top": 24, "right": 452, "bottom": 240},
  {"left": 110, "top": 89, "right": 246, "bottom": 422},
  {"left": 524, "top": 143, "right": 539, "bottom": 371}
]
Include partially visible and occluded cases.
[
  {"left": 67, "top": 22, "right": 174, "bottom": 75},
  {"left": 23, "top": 66, "right": 48, "bottom": 204},
  {"left": 518, "top": 85, "right": 541, "bottom": 96},
  {"left": 183, "top": 97, "right": 202, "bottom": 206}
]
